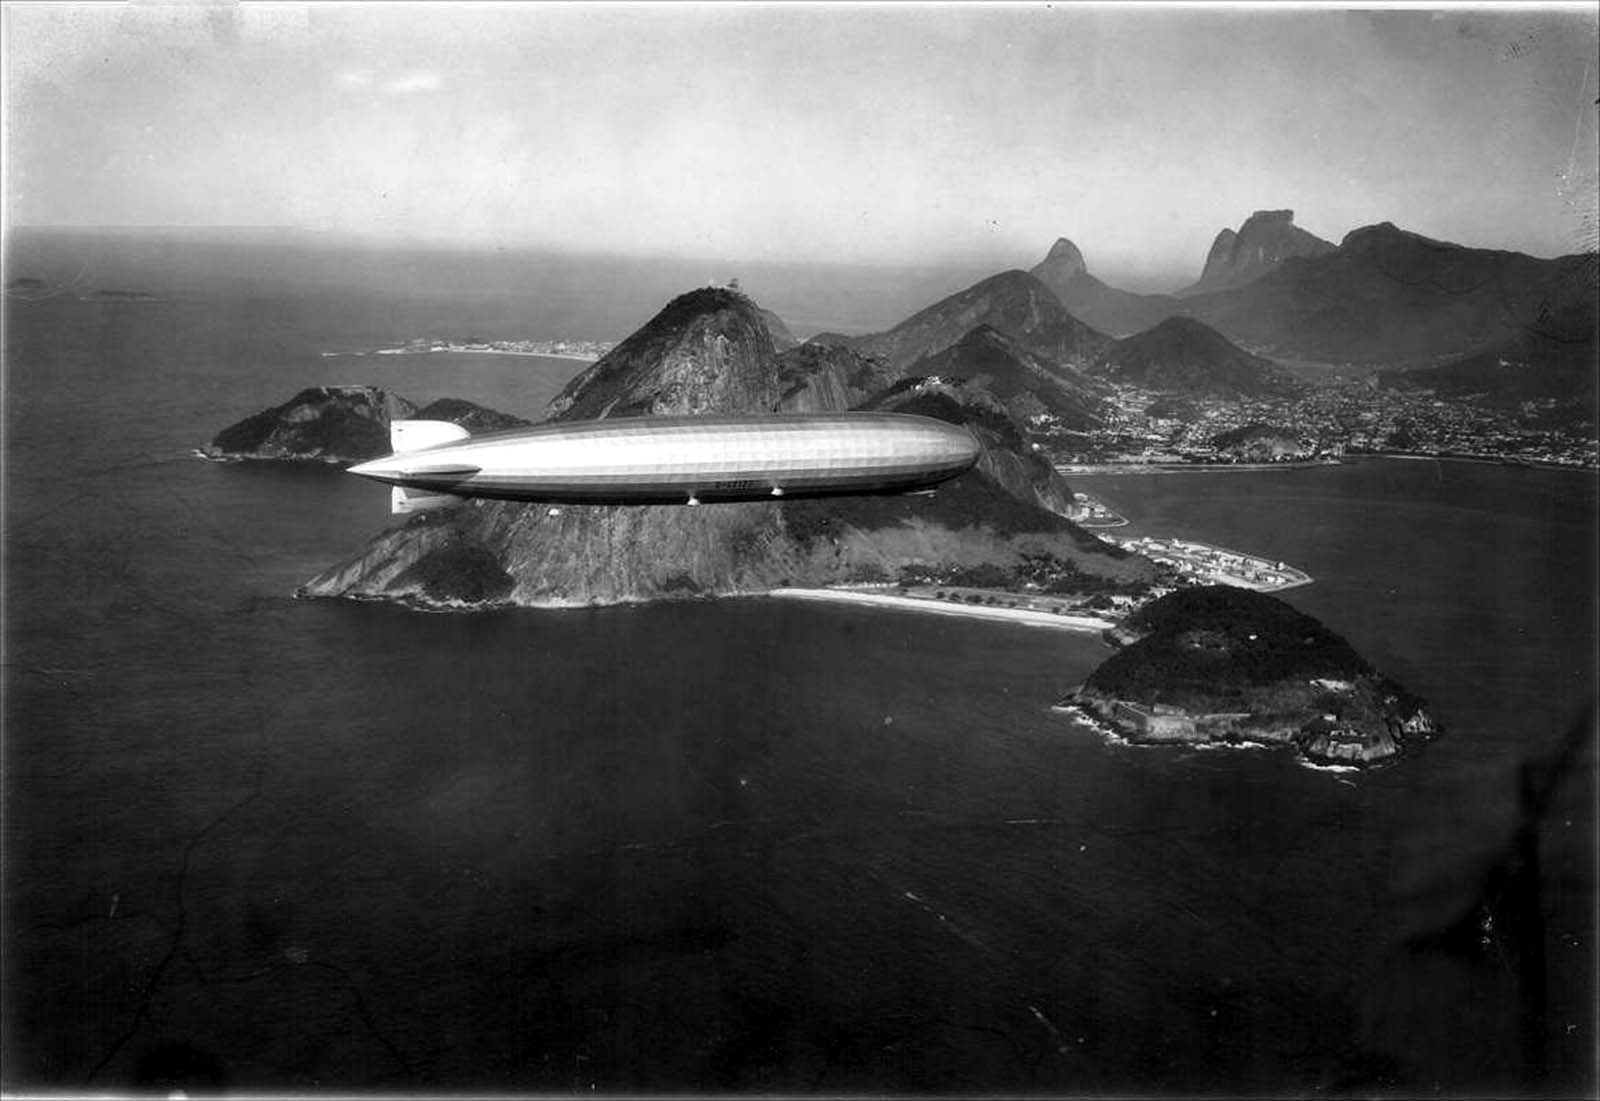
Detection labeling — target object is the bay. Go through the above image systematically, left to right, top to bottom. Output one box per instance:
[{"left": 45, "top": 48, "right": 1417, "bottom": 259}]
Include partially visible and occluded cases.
[{"left": 4, "top": 266, "right": 1594, "bottom": 1093}]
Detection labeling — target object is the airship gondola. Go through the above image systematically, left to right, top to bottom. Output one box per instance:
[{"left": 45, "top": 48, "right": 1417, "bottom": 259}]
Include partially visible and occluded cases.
[{"left": 347, "top": 413, "right": 981, "bottom": 513}]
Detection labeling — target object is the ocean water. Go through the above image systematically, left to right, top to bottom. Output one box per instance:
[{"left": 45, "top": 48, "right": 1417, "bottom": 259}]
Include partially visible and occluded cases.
[{"left": 4, "top": 250, "right": 1596, "bottom": 1093}]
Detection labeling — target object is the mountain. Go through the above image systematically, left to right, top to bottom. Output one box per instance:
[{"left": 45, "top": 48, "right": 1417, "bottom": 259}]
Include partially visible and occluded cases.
[
  {"left": 1179, "top": 210, "right": 1336, "bottom": 297},
  {"left": 1185, "top": 222, "right": 1591, "bottom": 366},
  {"left": 1029, "top": 238, "right": 1181, "bottom": 336},
  {"left": 811, "top": 270, "right": 1112, "bottom": 374},
  {"left": 1376, "top": 272, "right": 1598, "bottom": 412},
  {"left": 301, "top": 287, "right": 1156, "bottom": 608},
  {"left": 548, "top": 287, "right": 780, "bottom": 420},
  {"left": 759, "top": 307, "right": 799, "bottom": 351},
  {"left": 1092, "top": 316, "right": 1302, "bottom": 399},
  {"left": 904, "top": 325, "right": 1107, "bottom": 431},
  {"left": 772, "top": 342, "right": 898, "bottom": 414},
  {"left": 205, "top": 386, "right": 412, "bottom": 463},
  {"left": 202, "top": 388, "right": 529, "bottom": 463},
  {"left": 411, "top": 398, "right": 534, "bottom": 435},
  {"left": 1069, "top": 586, "right": 1438, "bottom": 766}
]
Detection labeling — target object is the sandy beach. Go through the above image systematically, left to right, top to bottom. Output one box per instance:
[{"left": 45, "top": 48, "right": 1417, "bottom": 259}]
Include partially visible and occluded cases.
[{"left": 767, "top": 588, "right": 1117, "bottom": 633}]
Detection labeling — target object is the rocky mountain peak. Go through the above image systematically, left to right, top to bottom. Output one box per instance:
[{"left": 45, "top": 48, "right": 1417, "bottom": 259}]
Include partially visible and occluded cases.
[
  {"left": 1242, "top": 209, "right": 1296, "bottom": 227},
  {"left": 1181, "top": 210, "right": 1335, "bottom": 297},
  {"left": 1033, "top": 237, "right": 1088, "bottom": 283},
  {"left": 546, "top": 287, "right": 779, "bottom": 422}
]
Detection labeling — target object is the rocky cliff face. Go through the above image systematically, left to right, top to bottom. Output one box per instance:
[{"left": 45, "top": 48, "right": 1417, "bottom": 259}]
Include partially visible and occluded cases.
[
  {"left": 1180, "top": 210, "right": 1336, "bottom": 297},
  {"left": 1028, "top": 238, "right": 1181, "bottom": 337},
  {"left": 813, "top": 270, "right": 1112, "bottom": 374},
  {"left": 301, "top": 288, "right": 1153, "bottom": 608},
  {"left": 772, "top": 342, "right": 898, "bottom": 414},
  {"left": 1070, "top": 586, "right": 1438, "bottom": 767}
]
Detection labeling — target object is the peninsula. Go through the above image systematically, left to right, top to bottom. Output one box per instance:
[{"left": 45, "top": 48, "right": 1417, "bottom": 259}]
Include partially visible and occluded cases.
[
  {"left": 324, "top": 337, "right": 614, "bottom": 362},
  {"left": 1101, "top": 535, "right": 1311, "bottom": 592},
  {"left": 1058, "top": 586, "right": 1438, "bottom": 767}
]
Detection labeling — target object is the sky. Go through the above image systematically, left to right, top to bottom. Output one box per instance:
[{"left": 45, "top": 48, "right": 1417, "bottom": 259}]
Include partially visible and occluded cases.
[{"left": 4, "top": 2, "right": 1597, "bottom": 290}]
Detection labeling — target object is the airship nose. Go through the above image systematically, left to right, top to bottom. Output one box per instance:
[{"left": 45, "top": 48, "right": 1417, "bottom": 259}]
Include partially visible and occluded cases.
[
  {"left": 937, "top": 422, "right": 982, "bottom": 465},
  {"left": 348, "top": 455, "right": 401, "bottom": 483}
]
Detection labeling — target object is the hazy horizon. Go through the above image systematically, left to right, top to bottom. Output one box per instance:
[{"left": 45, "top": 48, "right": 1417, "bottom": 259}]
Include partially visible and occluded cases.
[{"left": 5, "top": 4, "right": 1598, "bottom": 292}]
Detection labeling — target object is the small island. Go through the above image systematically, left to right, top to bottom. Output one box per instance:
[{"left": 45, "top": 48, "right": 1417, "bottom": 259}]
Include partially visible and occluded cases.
[{"left": 1058, "top": 585, "right": 1438, "bottom": 768}]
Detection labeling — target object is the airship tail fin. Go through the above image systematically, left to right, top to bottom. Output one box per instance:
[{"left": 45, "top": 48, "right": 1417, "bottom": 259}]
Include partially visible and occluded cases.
[
  {"left": 391, "top": 419, "right": 472, "bottom": 454},
  {"left": 391, "top": 485, "right": 463, "bottom": 515}
]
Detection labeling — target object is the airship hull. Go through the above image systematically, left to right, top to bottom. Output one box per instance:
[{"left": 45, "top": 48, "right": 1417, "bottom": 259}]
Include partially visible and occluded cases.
[{"left": 348, "top": 413, "right": 981, "bottom": 509}]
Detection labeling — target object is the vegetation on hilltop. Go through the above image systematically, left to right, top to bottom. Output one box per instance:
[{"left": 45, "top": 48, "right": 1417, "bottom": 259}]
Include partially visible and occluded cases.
[
  {"left": 1075, "top": 586, "right": 1437, "bottom": 766},
  {"left": 1088, "top": 586, "right": 1372, "bottom": 705}
]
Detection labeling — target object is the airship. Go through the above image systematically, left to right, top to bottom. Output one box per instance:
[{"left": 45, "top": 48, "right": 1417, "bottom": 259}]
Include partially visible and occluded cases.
[{"left": 347, "top": 413, "right": 982, "bottom": 513}]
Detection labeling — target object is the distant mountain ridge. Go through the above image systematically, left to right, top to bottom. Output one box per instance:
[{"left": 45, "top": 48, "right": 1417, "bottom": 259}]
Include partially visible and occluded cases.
[
  {"left": 1024, "top": 214, "right": 1581, "bottom": 372},
  {"left": 1183, "top": 222, "right": 1591, "bottom": 366}
]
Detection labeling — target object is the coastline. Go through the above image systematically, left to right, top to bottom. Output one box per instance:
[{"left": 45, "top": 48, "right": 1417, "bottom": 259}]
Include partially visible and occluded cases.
[
  {"left": 323, "top": 349, "right": 601, "bottom": 362},
  {"left": 1361, "top": 451, "right": 1598, "bottom": 472},
  {"left": 1061, "top": 454, "right": 1596, "bottom": 475},
  {"left": 1057, "top": 460, "right": 1340, "bottom": 475},
  {"left": 767, "top": 588, "right": 1117, "bottom": 633}
]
